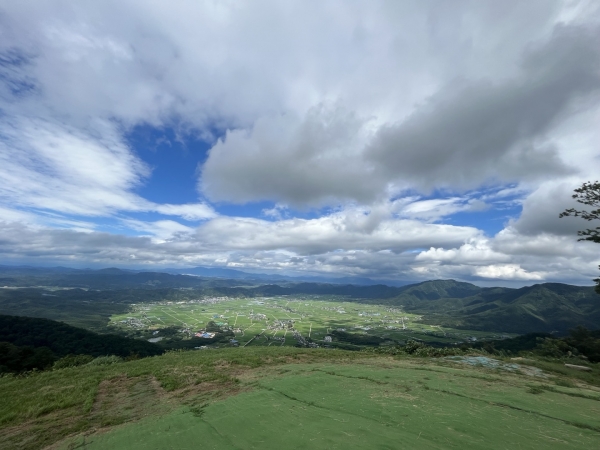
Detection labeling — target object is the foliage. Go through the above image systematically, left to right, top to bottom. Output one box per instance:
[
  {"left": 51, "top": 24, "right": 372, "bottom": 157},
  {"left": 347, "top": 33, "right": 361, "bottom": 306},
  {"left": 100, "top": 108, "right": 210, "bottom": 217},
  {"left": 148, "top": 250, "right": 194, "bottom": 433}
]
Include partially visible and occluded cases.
[
  {"left": 560, "top": 181, "right": 600, "bottom": 292},
  {"left": 0, "top": 314, "right": 163, "bottom": 359},
  {"left": 205, "top": 320, "right": 223, "bottom": 333},
  {"left": 564, "top": 326, "right": 600, "bottom": 363},
  {"left": 474, "top": 327, "right": 600, "bottom": 363},
  {"left": 331, "top": 330, "right": 385, "bottom": 346},
  {"left": 474, "top": 332, "right": 552, "bottom": 354},
  {"left": 534, "top": 337, "right": 576, "bottom": 358},
  {"left": 403, "top": 339, "right": 426, "bottom": 354},
  {"left": 368, "top": 340, "right": 469, "bottom": 357},
  {"left": 0, "top": 342, "right": 55, "bottom": 373},
  {"left": 53, "top": 354, "right": 94, "bottom": 370},
  {"left": 86, "top": 355, "right": 124, "bottom": 366}
]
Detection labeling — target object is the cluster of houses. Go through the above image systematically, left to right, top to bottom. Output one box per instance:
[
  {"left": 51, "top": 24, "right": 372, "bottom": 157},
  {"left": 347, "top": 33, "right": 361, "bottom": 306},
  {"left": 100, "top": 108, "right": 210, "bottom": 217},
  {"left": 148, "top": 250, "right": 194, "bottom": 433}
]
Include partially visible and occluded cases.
[
  {"left": 249, "top": 313, "right": 267, "bottom": 321},
  {"left": 119, "top": 317, "right": 147, "bottom": 328},
  {"left": 268, "top": 319, "right": 294, "bottom": 330},
  {"left": 291, "top": 330, "right": 318, "bottom": 348},
  {"left": 195, "top": 331, "right": 216, "bottom": 339}
]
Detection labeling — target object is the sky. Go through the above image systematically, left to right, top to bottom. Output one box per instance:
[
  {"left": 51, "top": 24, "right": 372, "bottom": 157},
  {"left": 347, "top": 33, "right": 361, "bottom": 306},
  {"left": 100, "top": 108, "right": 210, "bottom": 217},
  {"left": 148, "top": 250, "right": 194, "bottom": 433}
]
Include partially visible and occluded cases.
[{"left": 0, "top": 0, "right": 600, "bottom": 286}]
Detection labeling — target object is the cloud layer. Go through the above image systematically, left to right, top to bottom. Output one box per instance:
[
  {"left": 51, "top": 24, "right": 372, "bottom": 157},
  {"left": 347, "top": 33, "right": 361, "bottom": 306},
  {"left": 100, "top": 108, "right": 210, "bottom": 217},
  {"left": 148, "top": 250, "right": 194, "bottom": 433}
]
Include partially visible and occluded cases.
[{"left": 0, "top": 1, "right": 599, "bottom": 285}]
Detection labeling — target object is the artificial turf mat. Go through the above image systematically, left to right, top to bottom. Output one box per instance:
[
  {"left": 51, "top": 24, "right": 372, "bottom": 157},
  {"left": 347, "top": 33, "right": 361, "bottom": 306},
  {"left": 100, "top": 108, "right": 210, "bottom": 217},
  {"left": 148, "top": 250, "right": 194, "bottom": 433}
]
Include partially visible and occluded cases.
[{"left": 60, "top": 361, "right": 600, "bottom": 449}]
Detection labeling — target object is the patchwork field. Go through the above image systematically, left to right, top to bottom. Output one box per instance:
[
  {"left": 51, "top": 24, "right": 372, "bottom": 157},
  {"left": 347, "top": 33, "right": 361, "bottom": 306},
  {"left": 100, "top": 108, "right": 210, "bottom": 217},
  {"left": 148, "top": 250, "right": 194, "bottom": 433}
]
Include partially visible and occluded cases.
[{"left": 109, "top": 296, "right": 509, "bottom": 346}]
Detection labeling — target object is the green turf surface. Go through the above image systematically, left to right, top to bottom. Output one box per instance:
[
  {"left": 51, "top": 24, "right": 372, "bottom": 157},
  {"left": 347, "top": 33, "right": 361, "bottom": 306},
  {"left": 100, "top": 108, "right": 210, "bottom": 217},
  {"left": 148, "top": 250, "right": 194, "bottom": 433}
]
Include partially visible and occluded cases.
[
  {"left": 109, "top": 296, "right": 510, "bottom": 346},
  {"left": 58, "top": 359, "right": 600, "bottom": 450}
]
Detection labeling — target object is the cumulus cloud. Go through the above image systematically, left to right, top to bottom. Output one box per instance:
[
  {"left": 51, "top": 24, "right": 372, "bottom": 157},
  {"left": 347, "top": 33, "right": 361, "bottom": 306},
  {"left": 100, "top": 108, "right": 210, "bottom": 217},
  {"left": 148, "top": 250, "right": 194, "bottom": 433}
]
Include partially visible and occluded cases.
[
  {"left": 4, "top": 1, "right": 594, "bottom": 208},
  {"left": 200, "top": 22, "right": 599, "bottom": 207},
  {"left": 368, "top": 24, "right": 598, "bottom": 191},
  {"left": 200, "top": 105, "right": 379, "bottom": 206},
  {"left": 511, "top": 180, "right": 598, "bottom": 237},
  {"left": 193, "top": 208, "right": 479, "bottom": 255},
  {"left": 0, "top": 211, "right": 598, "bottom": 284},
  {"left": 413, "top": 228, "right": 600, "bottom": 283},
  {"left": 416, "top": 238, "right": 509, "bottom": 265},
  {"left": 473, "top": 264, "right": 545, "bottom": 281}
]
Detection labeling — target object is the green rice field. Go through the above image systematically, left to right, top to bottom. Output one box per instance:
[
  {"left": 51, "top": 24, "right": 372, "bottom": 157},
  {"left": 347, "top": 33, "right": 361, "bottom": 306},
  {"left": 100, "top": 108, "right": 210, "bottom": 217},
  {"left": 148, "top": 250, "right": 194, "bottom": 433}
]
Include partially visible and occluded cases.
[{"left": 109, "top": 296, "right": 509, "bottom": 346}]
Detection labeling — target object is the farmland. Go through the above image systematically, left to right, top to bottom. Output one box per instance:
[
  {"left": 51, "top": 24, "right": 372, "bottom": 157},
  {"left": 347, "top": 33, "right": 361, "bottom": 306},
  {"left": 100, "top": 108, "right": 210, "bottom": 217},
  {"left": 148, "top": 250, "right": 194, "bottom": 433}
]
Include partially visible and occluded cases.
[{"left": 109, "top": 295, "right": 512, "bottom": 347}]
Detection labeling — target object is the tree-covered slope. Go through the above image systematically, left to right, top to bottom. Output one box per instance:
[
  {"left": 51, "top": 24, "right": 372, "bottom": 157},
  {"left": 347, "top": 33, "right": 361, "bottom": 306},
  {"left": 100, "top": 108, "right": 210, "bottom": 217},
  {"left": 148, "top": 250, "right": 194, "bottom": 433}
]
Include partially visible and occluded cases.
[
  {"left": 402, "top": 282, "right": 600, "bottom": 333},
  {"left": 0, "top": 315, "right": 163, "bottom": 359}
]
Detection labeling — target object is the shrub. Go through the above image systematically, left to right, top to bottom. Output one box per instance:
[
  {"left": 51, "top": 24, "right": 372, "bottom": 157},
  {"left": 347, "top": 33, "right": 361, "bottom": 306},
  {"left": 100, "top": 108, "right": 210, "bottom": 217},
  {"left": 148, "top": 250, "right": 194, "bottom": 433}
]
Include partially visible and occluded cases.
[
  {"left": 565, "top": 327, "right": 600, "bottom": 363},
  {"left": 534, "top": 337, "right": 575, "bottom": 358},
  {"left": 404, "top": 340, "right": 426, "bottom": 354},
  {"left": 367, "top": 341, "right": 471, "bottom": 358},
  {"left": 0, "top": 342, "right": 55, "bottom": 373},
  {"left": 412, "top": 346, "right": 465, "bottom": 357},
  {"left": 53, "top": 354, "right": 94, "bottom": 370},
  {"left": 86, "top": 355, "right": 123, "bottom": 366},
  {"left": 527, "top": 386, "right": 544, "bottom": 394}
]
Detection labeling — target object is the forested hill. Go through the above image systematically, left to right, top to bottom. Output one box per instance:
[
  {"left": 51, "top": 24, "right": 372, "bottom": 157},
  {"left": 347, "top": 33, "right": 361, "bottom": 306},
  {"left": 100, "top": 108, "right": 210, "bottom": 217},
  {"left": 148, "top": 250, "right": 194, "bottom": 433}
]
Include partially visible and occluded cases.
[
  {"left": 393, "top": 281, "right": 600, "bottom": 334},
  {"left": 0, "top": 315, "right": 162, "bottom": 358}
]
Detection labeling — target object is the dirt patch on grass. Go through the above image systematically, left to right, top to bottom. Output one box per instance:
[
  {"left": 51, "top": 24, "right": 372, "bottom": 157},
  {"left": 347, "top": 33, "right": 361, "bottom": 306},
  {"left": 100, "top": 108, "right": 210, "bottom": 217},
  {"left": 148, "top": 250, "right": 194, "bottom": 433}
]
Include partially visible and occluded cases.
[
  {"left": 90, "top": 375, "right": 169, "bottom": 425},
  {"left": 38, "top": 376, "right": 171, "bottom": 450},
  {"left": 0, "top": 407, "right": 84, "bottom": 450}
]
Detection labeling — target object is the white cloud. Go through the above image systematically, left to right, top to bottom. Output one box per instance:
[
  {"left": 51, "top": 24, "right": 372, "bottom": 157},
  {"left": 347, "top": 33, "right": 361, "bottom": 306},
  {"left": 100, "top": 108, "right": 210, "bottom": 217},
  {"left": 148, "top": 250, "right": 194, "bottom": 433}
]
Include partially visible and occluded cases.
[
  {"left": 0, "top": 1, "right": 599, "bottom": 285},
  {"left": 3, "top": 1, "right": 597, "bottom": 208},
  {"left": 199, "top": 22, "right": 599, "bottom": 207},
  {"left": 200, "top": 105, "right": 380, "bottom": 206},
  {"left": 0, "top": 117, "right": 217, "bottom": 223},
  {"left": 0, "top": 117, "right": 150, "bottom": 216},
  {"left": 400, "top": 197, "right": 489, "bottom": 222},
  {"left": 153, "top": 203, "right": 217, "bottom": 221},
  {"left": 192, "top": 206, "right": 479, "bottom": 255},
  {"left": 0, "top": 210, "right": 598, "bottom": 285},
  {"left": 122, "top": 219, "right": 195, "bottom": 243},
  {"left": 416, "top": 238, "right": 509, "bottom": 265},
  {"left": 473, "top": 264, "right": 545, "bottom": 281}
]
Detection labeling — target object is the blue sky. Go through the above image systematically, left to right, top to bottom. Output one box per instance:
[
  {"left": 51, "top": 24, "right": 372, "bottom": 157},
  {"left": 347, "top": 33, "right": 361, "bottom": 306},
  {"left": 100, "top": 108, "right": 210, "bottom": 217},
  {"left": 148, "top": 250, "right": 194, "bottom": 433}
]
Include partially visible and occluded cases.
[{"left": 0, "top": 1, "right": 599, "bottom": 286}]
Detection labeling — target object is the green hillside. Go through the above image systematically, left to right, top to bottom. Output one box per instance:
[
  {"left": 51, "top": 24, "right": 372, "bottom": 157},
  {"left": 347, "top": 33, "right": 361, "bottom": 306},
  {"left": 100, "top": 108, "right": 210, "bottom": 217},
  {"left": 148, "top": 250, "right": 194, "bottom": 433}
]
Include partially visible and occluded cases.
[
  {"left": 398, "top": 281, "right": 600, "bottom": 333},
  {"left": 1, "top": 347, "right": 599, "bottom": 450}
]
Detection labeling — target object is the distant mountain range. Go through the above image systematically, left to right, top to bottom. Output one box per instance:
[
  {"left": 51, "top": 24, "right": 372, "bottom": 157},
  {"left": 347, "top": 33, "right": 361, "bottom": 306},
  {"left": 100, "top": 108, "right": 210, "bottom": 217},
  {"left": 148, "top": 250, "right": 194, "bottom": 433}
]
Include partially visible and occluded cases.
[
  {"left": 0, "top": 264, "right": 414, "bottom": 287},
  {"left": 0, "top": 265, "right": 598, "bottom": 334},
  {"left": 162, "top": 265, "right": 414, "bottom": 286}
]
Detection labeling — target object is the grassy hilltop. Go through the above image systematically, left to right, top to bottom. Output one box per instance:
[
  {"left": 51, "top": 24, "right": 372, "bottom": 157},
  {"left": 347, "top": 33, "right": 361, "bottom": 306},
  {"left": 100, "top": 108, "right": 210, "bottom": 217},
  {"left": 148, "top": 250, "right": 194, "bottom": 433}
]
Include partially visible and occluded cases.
[{"left": 1, "top": 347, "right": 600, "bottom": 449}]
